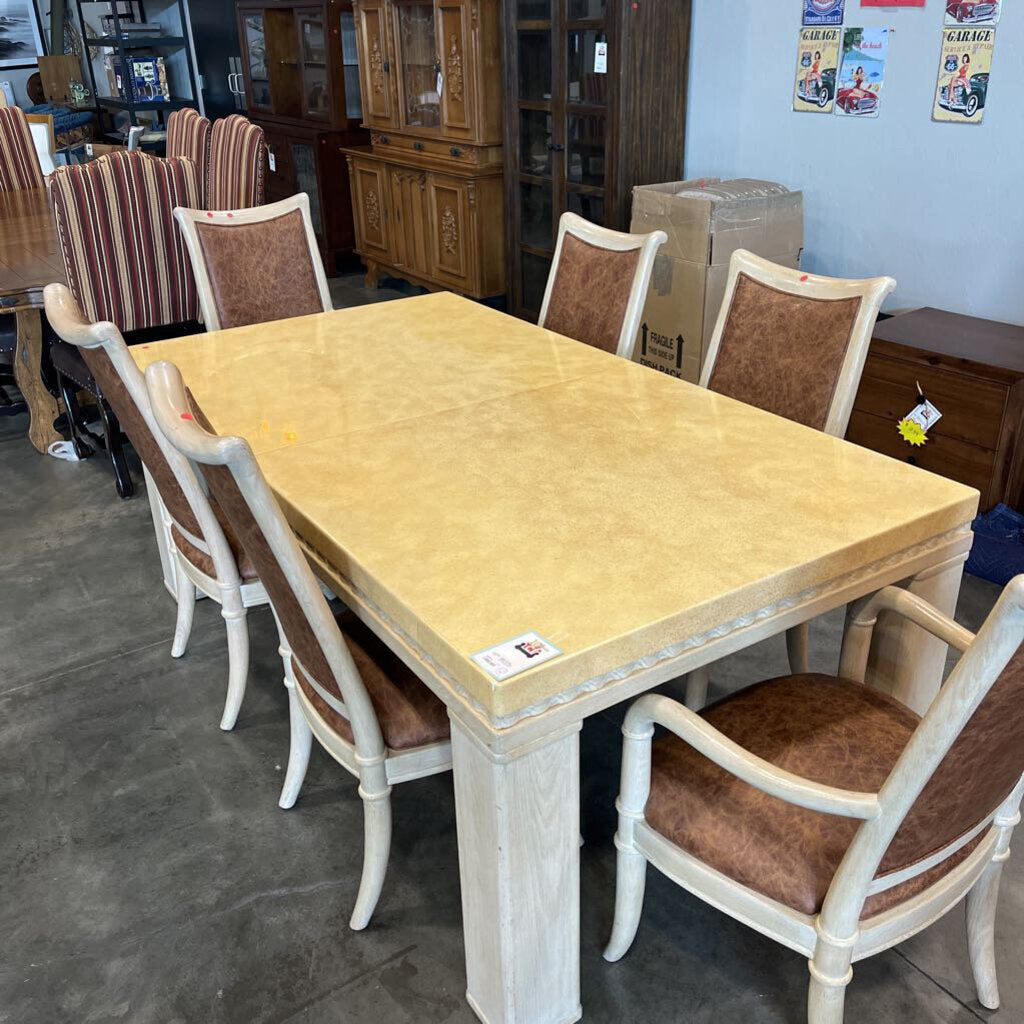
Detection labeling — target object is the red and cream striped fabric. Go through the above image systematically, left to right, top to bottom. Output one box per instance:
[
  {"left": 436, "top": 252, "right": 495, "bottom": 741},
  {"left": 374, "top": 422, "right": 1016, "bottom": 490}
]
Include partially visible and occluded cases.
[
  {"left": 0, "top": 106, "right": 45, "bottom": 192},
  {"left": 166, "top": 108, "right": 211, "bottom": 205},
  {"left": 207, "top": 115, "right": 266, "bottom": 212},
  {"left": 49, "top": 151, "right": 201, "bottom": 332}
]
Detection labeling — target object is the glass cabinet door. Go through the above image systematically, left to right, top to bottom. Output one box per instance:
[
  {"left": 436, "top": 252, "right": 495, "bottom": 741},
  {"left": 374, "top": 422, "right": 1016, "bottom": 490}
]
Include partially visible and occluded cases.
[
  {"left": 395, "top": 0, "right": 440, "bottom": 130},
  {"left": 297, "top": 9, "right": 331, "bottom": 120},
  {"left": 340, "top": 9, "right": 363, "bottom": 121},
  {"left": 243, "top": 12, "right": 272, "bottom": 111}
]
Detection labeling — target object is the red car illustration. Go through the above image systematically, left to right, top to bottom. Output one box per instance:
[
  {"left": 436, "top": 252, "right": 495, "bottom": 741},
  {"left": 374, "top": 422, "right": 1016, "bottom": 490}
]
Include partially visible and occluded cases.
[
  {"left": 946, "top": 1, "right": 998, "bottom": 22},
  {"left": 836, "top": 87, "right": 877, "bottom": 115}
]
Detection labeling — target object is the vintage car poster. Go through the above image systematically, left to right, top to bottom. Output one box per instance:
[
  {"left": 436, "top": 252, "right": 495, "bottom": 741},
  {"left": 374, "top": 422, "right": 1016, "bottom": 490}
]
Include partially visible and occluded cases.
[
  {"left": 803, "top": 0, "right": 846, "bottom": 26},
  {"left": 945, "top": 1, "right": 1002, "bottom": 26},
  {"left": 834, "top": 27, "right": 890, "bottom": 118},
  {"left": 933, "top": 27, "right": 995, "bottom": 123},
  {"left": 794, "top": 28, "right": 842, "bottom": 113}
]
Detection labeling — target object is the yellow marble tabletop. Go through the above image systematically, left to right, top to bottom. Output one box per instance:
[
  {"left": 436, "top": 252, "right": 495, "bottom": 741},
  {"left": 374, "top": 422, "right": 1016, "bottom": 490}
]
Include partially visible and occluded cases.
[{"left": 134, "top": 292, "right": 979, "bottom": 724}]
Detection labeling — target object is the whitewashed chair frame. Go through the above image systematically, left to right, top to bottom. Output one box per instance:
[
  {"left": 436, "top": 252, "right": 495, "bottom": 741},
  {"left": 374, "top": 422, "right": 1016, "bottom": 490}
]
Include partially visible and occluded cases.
[
  {"left": 26, "top": 113, "right": 57, "bottom": 176},
  {"left": 173, "top": 192, "right": 332, "bottom": 333},
  {"left": 538, "top": 211, "right": 667, "bottom": 361},
  {"left": 687, "top": 250, "right": 897, "bottom": 708},
  {"left": 43, "top": 283, "right": 269, "bottom": 731},
  {"left": 145, "top": 359, "right": 453, "bottom": 930},
  {"left": 606, "top": 580, "right": 1024, "bottom": 1023}
]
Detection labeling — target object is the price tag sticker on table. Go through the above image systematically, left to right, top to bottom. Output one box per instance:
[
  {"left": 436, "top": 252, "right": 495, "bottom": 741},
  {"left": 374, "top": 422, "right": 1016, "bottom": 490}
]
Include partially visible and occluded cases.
[{"left": 472, "top": 633, "right": 563, "bottom": 681}]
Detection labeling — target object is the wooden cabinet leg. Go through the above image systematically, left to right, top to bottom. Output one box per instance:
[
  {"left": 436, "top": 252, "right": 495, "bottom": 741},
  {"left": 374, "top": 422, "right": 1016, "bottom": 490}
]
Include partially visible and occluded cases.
[
  {"left": 364, "top": 260, "right": 381, "bottom": 289},
  {"left": 12, "top": 308, "right": 61, "bottom": 454},
  {"left": 862, "top": 552, "right": 967, "bottom": 714},
  {"left": 451, "top": 717, "right": 582, "bottom": 1024}
]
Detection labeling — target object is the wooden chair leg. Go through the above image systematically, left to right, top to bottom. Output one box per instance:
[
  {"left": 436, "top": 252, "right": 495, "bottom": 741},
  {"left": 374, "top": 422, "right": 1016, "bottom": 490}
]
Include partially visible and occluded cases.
[
  {"left": 57, "top": 372, "right": 92, "bottom": 460},
  {"left": 98, "top": 399, "right": 134, "bottom": 498},
  {"left": 171, "top": 569, "right": 196, "bottom": 658},
  {"left": 219, "top": 605, "right": 250, "bottom": 732},
  {"left": 787, "top": 621, "right": 811, "bottom": 674},
  {"left": 685, "top": 664, "right": 710, "bottom": 711},
  {"left": 279, "top": 681, "right": 313, "bottom": 810},
  {"left": 349, "top": 789, "right": 393, "bottom": 931},
  {"left": 603, "top": 843, "right": 647, "bottom": 962},
  {"left": 967, "top": 859, "right": 1005, "bottom": 1009}
]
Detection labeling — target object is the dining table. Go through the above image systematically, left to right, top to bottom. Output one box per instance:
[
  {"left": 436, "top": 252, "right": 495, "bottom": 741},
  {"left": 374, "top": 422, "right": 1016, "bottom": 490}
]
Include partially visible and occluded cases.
[
  {"left": 0, "top": 186, "right": 66, "bottom": 453},
  {"left": 134, "top": 291, "right": 979, "bottom": 1024}
]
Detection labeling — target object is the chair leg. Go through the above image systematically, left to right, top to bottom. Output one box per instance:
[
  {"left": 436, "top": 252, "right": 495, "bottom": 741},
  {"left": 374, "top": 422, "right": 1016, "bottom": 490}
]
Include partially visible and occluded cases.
[
  {"left": 56, "top": 373, "right": 92, "bottom": 460},
  {"left": 98, "top": 400, "right": 134, "bottom": 498},
  {"left": 171, "top": 570, "right": 196, "bottom": 658},
  {"left": 219, "top": 604, "right": 250, "bottom": 731},
  {"left": 787, "top": 621, "right": 811, "bottom": 674},
  {"left": 684, "top": 664, "right": 710, "bottom": 711},
  {"left": 279, "top": 681, "right": 313, "bottom": 810},
  {"left": 349, "top": 789, "right": 393, "bottom": 931},
  {"left": 603, "top": 841, "right": 647, "bottom": 962},
  {"left": 966, "top": 859, "right": 1005, "bottom": 1010},
  {"left": 807, "top": 940, "right": 853, "bottom": 1024}
]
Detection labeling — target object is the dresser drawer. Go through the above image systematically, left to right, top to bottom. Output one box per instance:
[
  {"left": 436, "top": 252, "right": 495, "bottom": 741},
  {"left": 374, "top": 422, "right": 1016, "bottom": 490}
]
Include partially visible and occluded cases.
[
  {"left": 370, "top": 130, "right": 482, "bottom": 167},
  {"left": 853, "top": 354, "right": 1008, "bottom": 450},
  {"left": 847, "top": 409, "right": 995, "bottom": 504}
]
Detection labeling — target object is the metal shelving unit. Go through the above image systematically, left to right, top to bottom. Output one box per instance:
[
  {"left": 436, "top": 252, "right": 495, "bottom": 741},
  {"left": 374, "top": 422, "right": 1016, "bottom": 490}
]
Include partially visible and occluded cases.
[{"left": 76, "top": 0, "right": 199, "bottom": 141}]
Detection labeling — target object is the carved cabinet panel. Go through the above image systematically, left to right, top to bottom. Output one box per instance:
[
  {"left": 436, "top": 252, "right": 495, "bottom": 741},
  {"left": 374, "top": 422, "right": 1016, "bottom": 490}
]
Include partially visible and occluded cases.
[
  {"left": 357, "top": 0, "right": 397, "bottom": 128},
  {"left": 437, "top": 1, "right": 473, "bottom": 137},
  {"left": 351, "top": 159, "right": 392, "bottom": 260},
  {"left": 388, "top": 166, "right": 430, "bottom": 277},
  {"left": 427, "top": 174, "right": 472, "bottom": 290}
]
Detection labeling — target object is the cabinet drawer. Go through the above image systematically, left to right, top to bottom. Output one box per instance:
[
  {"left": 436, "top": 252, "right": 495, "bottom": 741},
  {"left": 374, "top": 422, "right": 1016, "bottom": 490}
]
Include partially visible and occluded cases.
[
  {"left": 370, "top": 130, "right": 480, "bottom": 166},
  {"left": 853, "top": 354, "right": 1008, "bottom": 450},
  {"left": 847, "top": 409, "right": 995, "bottom": 503}
]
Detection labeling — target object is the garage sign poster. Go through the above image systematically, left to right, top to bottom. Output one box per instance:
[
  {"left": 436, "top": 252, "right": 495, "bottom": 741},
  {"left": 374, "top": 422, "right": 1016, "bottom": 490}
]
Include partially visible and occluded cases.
[
  {"left": 803, "top": 0, "right": 845, "bottom": 25},
  {"left": 835, "top": 27, "right": 889, "bottom": 119},
  {"left": 794, "top": 28, "right": 841, "bottom": 113},
  {"left": 933, "top": 28, "right": 994, "bottom": 123}
]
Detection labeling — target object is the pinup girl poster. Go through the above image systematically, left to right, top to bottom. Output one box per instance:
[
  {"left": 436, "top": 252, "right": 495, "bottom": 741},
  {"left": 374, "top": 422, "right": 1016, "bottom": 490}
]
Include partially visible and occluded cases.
[
  {"left": 834, "top": 27, "right": 890, "bottom": 118},
  {"left": 933, "top": 27, "right": 995, "bottom": 123},
  {"left": 794, "top": 28, "right": 841, "bottom": 113}
]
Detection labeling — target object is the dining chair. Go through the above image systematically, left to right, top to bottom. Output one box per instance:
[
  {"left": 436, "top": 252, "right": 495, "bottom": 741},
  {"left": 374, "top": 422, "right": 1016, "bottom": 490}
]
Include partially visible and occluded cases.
[
  {"left": 0, "top": 106, "right": 45, "bottom": 191},
  {"left": 166, "top": 107, "right": 211, "bottom": 206},
  {"left": 25, "top": 113, "right": 57, "bottom": 176},
  {"left": 207, "top": 114, "right": 266, "bottom": 212},
  {"left": 48, "top": 149, "right": 203, "bottom": 497},
  {"left": 174, "top": 193, "right": 332, "bottom": 332},
  {"left": 538, "top": 212, "right": 667, "bottom": 359},
  {"left": 686, "top": 250, "right": 896, "bottom": 710},
  {"left": 43, "top": 282, "right": 269, "bottom": 730},
  {"left": 145, "top": 358, "right": 453, "bottom": 929},
  {"left": 605, "top": 580, "right": 1024, "bottom": 1023}
]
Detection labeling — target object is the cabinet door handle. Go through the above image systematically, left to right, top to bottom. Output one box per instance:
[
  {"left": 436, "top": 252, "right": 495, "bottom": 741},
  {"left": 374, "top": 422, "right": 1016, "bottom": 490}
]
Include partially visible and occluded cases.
[
  {"left": 383, "top": 60, "right": 390, "bottom": 73},
  {"left": 379, "top": 134, "right": 390, "bottom": 144},
  {"left": 413, "top": 141, "right": 424, "bottom": 151},
  {"left": 547, "top": 142, "right": 565, "bottom": 152},
  {"left": 449, "top": 146, "right": 462, "bottom": 157}
]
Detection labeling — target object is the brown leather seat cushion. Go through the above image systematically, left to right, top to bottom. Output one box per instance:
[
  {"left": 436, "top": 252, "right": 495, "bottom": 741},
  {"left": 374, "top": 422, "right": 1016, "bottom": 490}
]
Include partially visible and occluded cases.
[
  {"left": 171, "top": 494, "right": 258, "bottom": 581},
  {"left": 293, "top": 610, "right": 450, "bottom": 752},
  {"left": 646, "top": 674, "right": 981, "bottom": 919}
]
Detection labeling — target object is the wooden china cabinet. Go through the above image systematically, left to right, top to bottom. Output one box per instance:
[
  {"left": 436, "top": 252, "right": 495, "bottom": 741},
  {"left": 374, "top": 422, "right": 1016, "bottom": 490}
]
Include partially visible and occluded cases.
[
  {"left": 236, "top": 0, "right": 369, "bottom": 270},
  {"left": 343, "top": 0, "right": 505, "bottom": 299},
  {"left": 504, "top": 0, "right": 692, "bottom": 318}
]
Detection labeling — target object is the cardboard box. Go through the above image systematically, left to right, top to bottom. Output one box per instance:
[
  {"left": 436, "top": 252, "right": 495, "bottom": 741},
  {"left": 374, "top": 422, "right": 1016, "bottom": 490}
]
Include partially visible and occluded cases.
[{"left": 630, "top": 178, "right": 804, "bottom": 383}]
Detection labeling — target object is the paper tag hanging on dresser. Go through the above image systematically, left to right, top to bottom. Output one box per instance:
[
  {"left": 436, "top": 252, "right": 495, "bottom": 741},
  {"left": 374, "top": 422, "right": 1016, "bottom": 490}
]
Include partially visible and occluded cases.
[
  {"left": 594, "top": 38, "right": 608, "bottom": 73},
  {"left": 268, "top": 150, "right": 277, "bottom": 173},
  {"left": 897, "top": 382, "right": 942, "bottom": 447}
]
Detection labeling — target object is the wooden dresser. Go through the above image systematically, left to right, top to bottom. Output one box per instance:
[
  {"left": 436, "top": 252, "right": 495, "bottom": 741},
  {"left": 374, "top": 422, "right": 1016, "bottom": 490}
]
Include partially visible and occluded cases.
[
  {"left": 343, "top": 0, "right": 504, "bottom": 299},
  {"left": 847, "top": 307, "right": 1024, "bottom": 512}
]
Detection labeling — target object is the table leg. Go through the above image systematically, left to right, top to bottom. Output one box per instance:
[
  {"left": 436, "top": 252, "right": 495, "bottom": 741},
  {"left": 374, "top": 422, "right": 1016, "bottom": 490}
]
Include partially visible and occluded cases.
[
  {"left": 12, "top": 307, "right": 61, "bottom": 454},
  {"left": 863, "top": 551, "right": 967, "bottom": 714},
  {"left": 451, "top": 716, "right": 582, "bottom": 1024}
]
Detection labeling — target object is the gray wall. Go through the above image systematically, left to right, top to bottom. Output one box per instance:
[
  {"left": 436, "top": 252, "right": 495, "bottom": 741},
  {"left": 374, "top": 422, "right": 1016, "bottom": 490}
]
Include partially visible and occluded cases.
[{"left": 684, "top": 0, "right": 1024, "bottom": 324}]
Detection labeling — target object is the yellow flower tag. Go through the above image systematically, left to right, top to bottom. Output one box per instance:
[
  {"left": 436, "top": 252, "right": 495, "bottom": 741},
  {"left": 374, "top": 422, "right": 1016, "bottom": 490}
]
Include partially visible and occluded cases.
[{"left": 897, "top": 418, "right": 928, "bottom": 447}]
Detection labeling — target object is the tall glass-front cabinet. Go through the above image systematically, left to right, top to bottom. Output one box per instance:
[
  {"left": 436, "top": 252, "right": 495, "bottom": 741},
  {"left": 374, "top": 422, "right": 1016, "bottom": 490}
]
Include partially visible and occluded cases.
[
  {"left": 236, "top": 0, "right": 368, "bottom": 270},
  {"left": 344, "top": 0, "right": 505, "bottom": 298},
  {"left": 505, "top": 0, "right": 692, "bottom": 318}
]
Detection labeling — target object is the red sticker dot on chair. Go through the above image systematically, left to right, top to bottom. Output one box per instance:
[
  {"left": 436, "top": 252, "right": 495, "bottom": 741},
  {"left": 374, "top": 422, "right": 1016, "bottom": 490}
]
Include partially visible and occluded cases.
[
  {"left": 206, "top": 212, "right": 214, "bottom": 218},
  {"left": 227, "top": 212, "right": 234, "bottom": 218},
  {"left": 800, "top": 275, "right": 809, "bottom": 282},
  {"left": 180, "top": 412, "right": 194, "bottom": 420}
]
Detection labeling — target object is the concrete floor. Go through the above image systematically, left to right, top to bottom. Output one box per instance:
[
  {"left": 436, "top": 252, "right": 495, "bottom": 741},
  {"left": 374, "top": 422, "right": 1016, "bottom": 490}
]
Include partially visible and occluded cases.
[{"left": 1, "top": 278, "right": 1019, "bottom": 1023}]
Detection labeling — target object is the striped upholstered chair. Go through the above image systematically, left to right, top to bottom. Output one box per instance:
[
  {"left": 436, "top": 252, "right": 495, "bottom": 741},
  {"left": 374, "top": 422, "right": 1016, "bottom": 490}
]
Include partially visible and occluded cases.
[
  {"left": 0, "top": 106, "right": 45, "bottom": 192},
  {"left": 166, "top": 108, "right": 212, "bottom": 206},
  {"left": 207, "top": 114, "right": 266, "bottom": 211},
  {"left": 48, "top": 150, "right": 203, "bottom": 497}
]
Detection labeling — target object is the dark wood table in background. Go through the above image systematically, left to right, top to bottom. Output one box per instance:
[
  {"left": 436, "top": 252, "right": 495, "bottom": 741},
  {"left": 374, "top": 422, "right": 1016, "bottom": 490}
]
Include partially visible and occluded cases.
[{"left": 0, "top": 187, "right": 66, "bottom": 453}]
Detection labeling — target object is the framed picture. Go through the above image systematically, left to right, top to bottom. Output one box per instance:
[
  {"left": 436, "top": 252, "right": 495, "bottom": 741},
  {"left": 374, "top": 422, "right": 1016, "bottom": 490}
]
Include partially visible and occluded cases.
[{"left": 0, "top": 0, "right": 46, "bottom": 69}]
